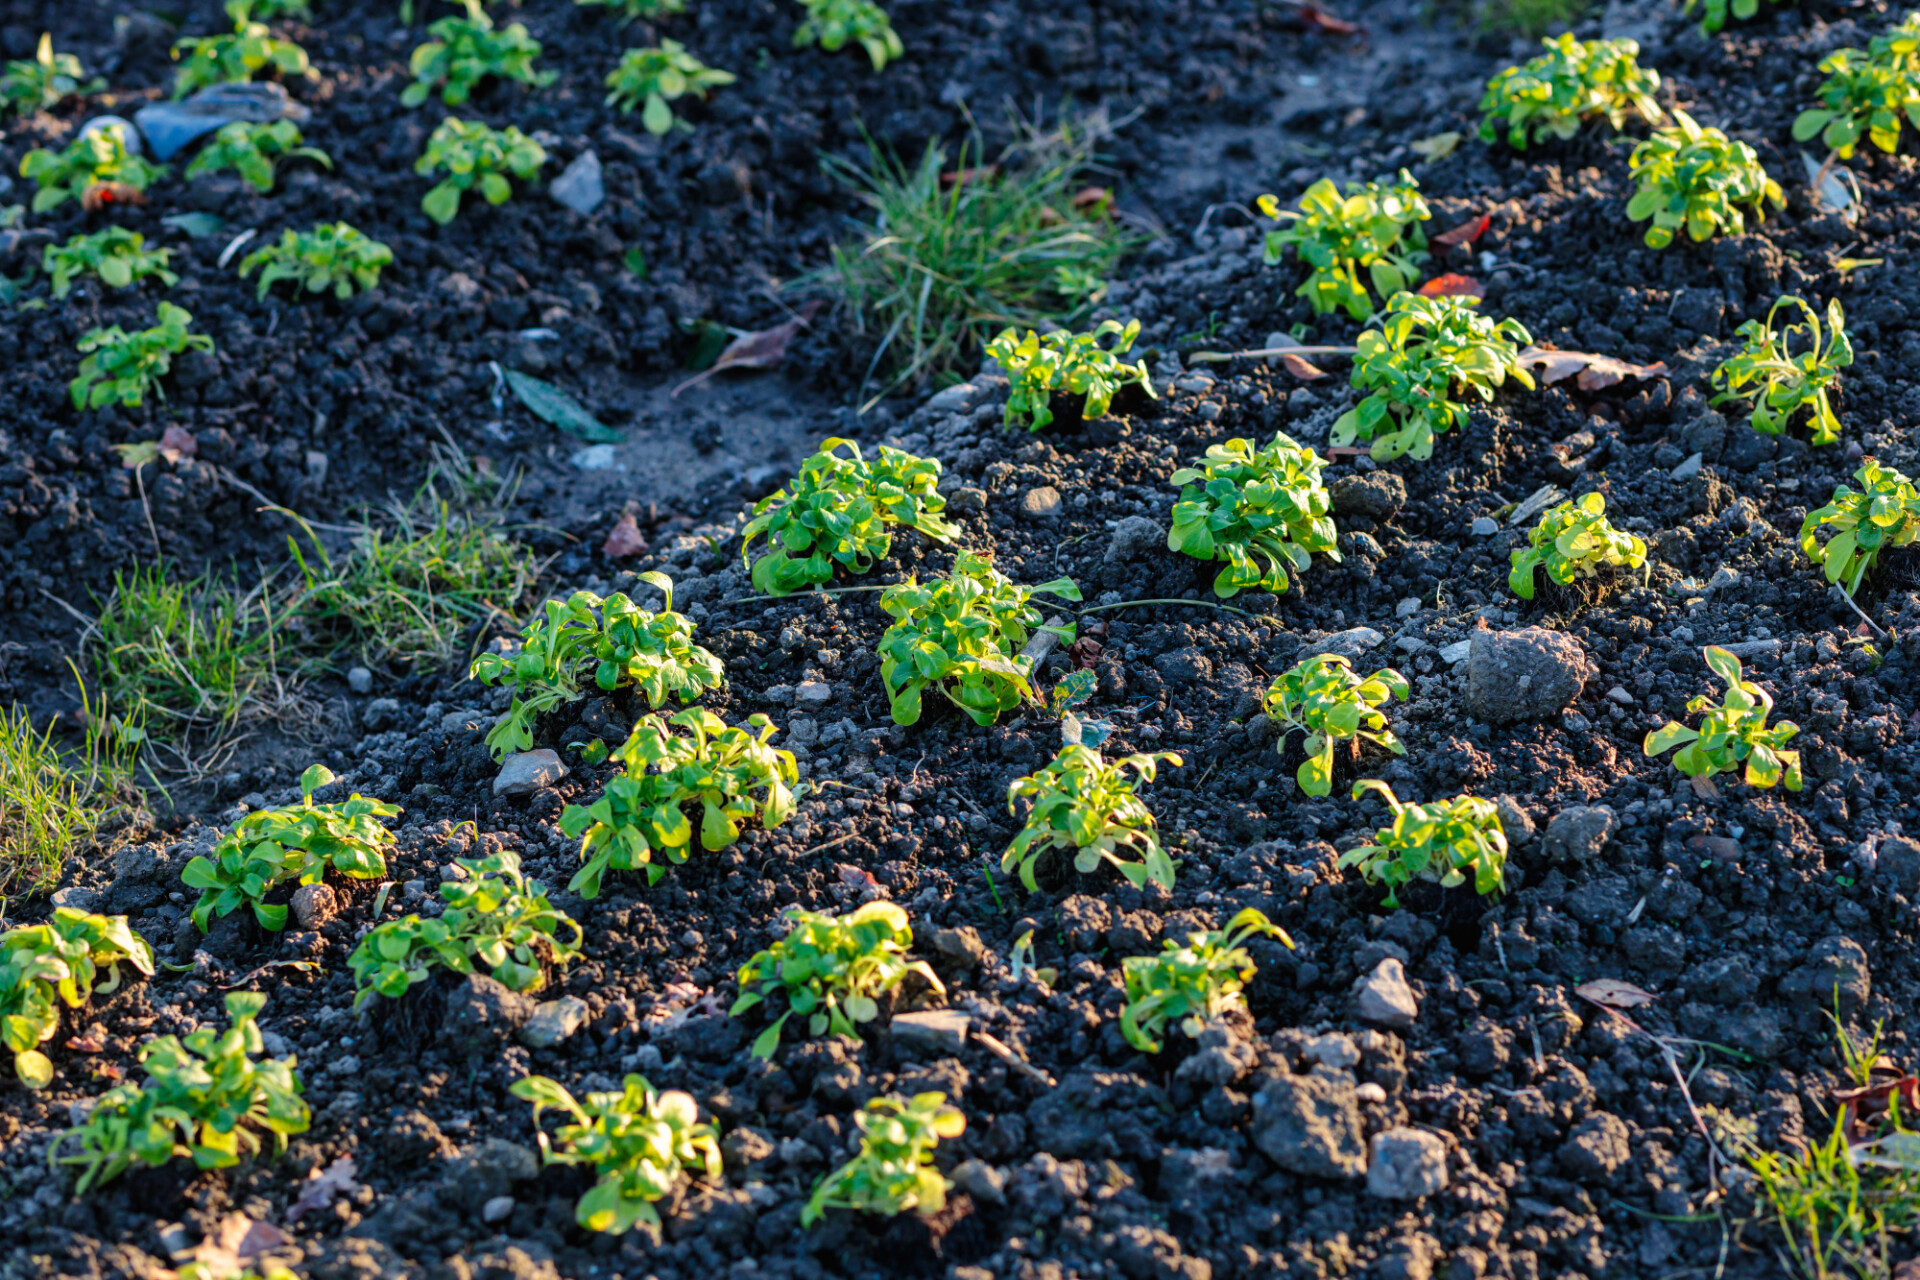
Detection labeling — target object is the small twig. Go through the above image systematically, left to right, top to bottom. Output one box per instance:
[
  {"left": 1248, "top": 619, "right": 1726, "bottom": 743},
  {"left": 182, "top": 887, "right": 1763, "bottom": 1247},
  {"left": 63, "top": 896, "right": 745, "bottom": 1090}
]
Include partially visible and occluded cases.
[
  {"left": 1187, "top": 345, "right": 1359, "bottom": 364},
  {"left": 133, "top": 462, "right": 162, "bottom": 560},
  {"left": 1830, "top": 585, "right": 1890, "bottom": 640},
  {"left": 1079, "top": 597, "right": 1257, "bottom": 619},
  {"left": 801, "top": 832, "right": 859, "bottom": 857},
  {"left": 974, "top": 1029, "right": 1054, "bottom": 1087}
]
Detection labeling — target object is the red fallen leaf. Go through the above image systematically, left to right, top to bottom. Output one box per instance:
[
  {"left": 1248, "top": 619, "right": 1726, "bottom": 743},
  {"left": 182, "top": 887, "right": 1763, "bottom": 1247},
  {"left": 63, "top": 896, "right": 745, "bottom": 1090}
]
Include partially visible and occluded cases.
[
  {"left": 1299, "top": 3, "right": 1362, "bottom": 35},
  {"left": 82, "top": 182, "right": 147, "bottom": 211},
  {"left": 1433, "top": 213, "right": 1492, "bottom": 249},
  {"left": 1418, "top": 273, "right": 1484, "bottom": 299},
  {"left": 670, "top": 302, "right": 820, "bottom": 399},
  {"left": 1516, "top": 346, "right": 1670, "bottom": 392},
  {"left": 158, "top": 425, "right": 197, "bottom": 463},
  {"left": 603, "top": 510, "right": 648, "bottom": 558},
  {"left": 838, "top": 863, "right": 880, "bottom": 891},
  {"left": 1574, "top": 979, "right": 1657, "bottom": 1012},
  {"left": 65, "top": 1032, "right": 106, "bottom": 1053},
  {"left": 92, "top": 1062, "right": 123, "bottom": 1081},
  {"left": 1836, "top": 1075, "right": 1920, "bottom": 1139},
  {"left": 287, "top": 1155, "right": 360, "bottom": 1226}
]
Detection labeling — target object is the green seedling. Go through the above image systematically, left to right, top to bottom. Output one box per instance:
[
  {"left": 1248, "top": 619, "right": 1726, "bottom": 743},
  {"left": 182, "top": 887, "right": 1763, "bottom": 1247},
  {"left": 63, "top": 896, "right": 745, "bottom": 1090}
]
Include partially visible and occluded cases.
[
  {"left": 172, "top": 0, "right": 312, "bottom": 99},
  {"left": 577, "top": 0, "right": 688, "bottom": 22},
  {"left": 794, "top": 0, "right": 902, "bottom": 71},
  {"left": 1684, "top": 0, "right": 1782, "bottom": 36},
  {"left": 403, "top": 5, "right": 553, "bottom": 108},
  {"left": 1794, "top": 14, "right": 1920, "bottom": 158},
  {"left": 2, "top": 33, "right": 103, "bottom": 116},
  {"left": 1478, "top": 35, "right": 1663, "bottom": 150},
  {"left": 604, "top": 40, "right": 735, "bottom": 134},
  {"left": 1626, "top": 110, "right": 1783, "bottom": 249},
  {"left": 416, "top": 117, "right": 547, "bottom": 225},
  {"left": 184, "top": 120, "right": 331, "bottom": 192},
  {"left": 19, "top": 123, "right": 166, "bottom": 213},
  {"left": 1259, "top": 171, "right": 1430, "bottom": 320},
  {"left": 239, "top": 222, "right": 393, "bottom": 300},
  {"left": 44, "top": 228, "right": 177, "bottom": 300},
  {"left": 1337, "top": 291, "right": 1533, "bottom": 463},
  {"left": 1711, "top": 295, "right": 1852, "bottom": 447},
  {"left": 71, "top": 302, "right": 215, "bottom": 412},
  {"left": 986, "top": 319, "right": 1156, "bottom": 432},
  {"left": 1167, "top": 432, "right": 1339, "bottom": 598},
  {"left": 740, "top": 437, "right": 957, "bottom": 596},
  {"left": 1801, "top": 459, "right": 1920, "bottom": 596},
  {"left": 1508, "top": 492, "right": 1647, "bottom": 601},
  {"left": 876, "top": 551, "right": 1080, "bottom": 726},
  {"left": 93, "top": 562, "right": 282, "bottom": 740},
  {"left": 469, "top": 574, "right": 723, "bottom": 759},
  {"left": 1644, "top": 646, "right": 1801, "bottom": 790},
  {"left": 1264, "top": 654, "right": 1408, "bottom": 797},
  {"left": 0, "top": 703, "right": 129, "bottom": 897},
  {"left": 560, "top": 708, "right": 796, "bottom": 898},
  {"left": 1004, "top": 744, "right": 1181, "bottom": 892},
  {"left": 181, "top": 763, "right": 399, "bottom": 931},
  {"left": 1343, "top": 781, "right": 1508, "bottom": 908},
  {"left": 349, "top": 850, "right": 581, "bottom": 1009},
  {"left": 731, "top": 902, "right": 942, "bottom": 1058},
  {"left": 1120, "top": 907, "right": 1290, "bottom": 1054},
  {"left": 2, "top": 909, "right": 154, "bottom": 1090},
  {"left": 50, "top": 992, "right": 307, "bottom": 1192},
  {"left": 513, "top": 1074, "right": 721, "bottom": 1235},
  {"left": 804, "top": 1093, "right": 964, "bottom": 1227}
]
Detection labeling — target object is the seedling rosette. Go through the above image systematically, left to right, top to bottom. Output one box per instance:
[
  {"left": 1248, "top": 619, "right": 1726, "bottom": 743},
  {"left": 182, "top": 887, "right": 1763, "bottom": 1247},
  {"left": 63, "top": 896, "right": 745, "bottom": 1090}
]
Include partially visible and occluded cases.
[
  {"left": 1792, "top": 14, "right": 1920, "bottom": 158},
  {"left": 1478, "top": 35, "right": 1663, "bottom": 150},
  {"left": 1626, "top": 110, "right": 1783, "bottom": 249},
  {"left": 1259, "top": 172, "right": 1430, "bottom": 320},
  {"left": 1334, "top": 293, "right": 1533, "bottom": 463},
  {"left": 1711, "top": 295, "right": 1852, "bottom": 448},
  {"left": 987, "top": 319, "right": 1156, "bottom": 432},
  {"left": 1167, "top": 432, "right": 1338, "bottom": 597},
  {"left": 1800, "top": 459, "right": 1920, "bottom": 596},
  {"left": 1508, "top": 492, "right": 1647, "bottom": 601},
  {"left": 1643, "top": 646, "right": 1801, "bottom": 790},
  {"left": 1263, "top": 654, "right": 1408, "bottom": 796},
  {"left": 1003, "top": 743, "right": 1182, "bottom": 891},
  {"left": 1342, "top": 781, "right": 1508, "bottom": 908},
  {"left": 730, "top": 902, "right": 941, "bottom": 1058},
  {"left": 1119, "top": 907, "right": 1291, "bottom": 1054},
  {"left": 1, "top": 909, "right": 154, "bottom": 1090},
  {"left": 513, "top": 1074, "right": 721, "bottom": 1235},
  {"left": 804, "top": 1093, "right": 965, "bottom": 1226}
]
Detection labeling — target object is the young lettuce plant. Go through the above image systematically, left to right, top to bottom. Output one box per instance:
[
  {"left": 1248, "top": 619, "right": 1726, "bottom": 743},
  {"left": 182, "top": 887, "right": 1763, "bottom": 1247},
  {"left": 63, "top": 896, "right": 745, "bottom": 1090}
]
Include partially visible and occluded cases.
[
  {"left": 171, "top": 0, "right": 312, "bottom": 99},
  {"left": 577, "top": 0, "right": 688, "bottom": 23},
  {"left": 794, "top": 0, "right": 903, "bottom": 71},
  {"left": 1684, "top": 0, "right": 1782, "bottom": 34},
  {"left": 403, "top": 2, "right": 553, "bottom": 108},
  {"left": 1793, "top": 13, "right": 1920, "bottom": 156},
  {"left": 2, "top": 33, "right": 103, "bottom": 116},
  {"left": 1478, "top": 35, "right": 1664, "bottom": 150},
  {"left": 604, "top": 40, "right": 735, "bottom": 135},
  {"left": 1626, "top": 110, "right": 1783, "bottom": 249},
  {"left": 416, "top": 118, "right": 548, "bottom": 225},
  {"left": 183, "top": 120, "right": 331, "bottom": 192},
  {"left": 20, "top": 124, "right": 165, "bottom": 213},
  {"left": 1259, "top": 172, "right": 1430, "bottom": 320},
  {"left": 238, "top": 222, "right": 393, "bottom": 300},
  {"left": 44, "top": 228, "right": 178, "bottom": 299},
  {"left": 1335, "top": 292, "right": 1534, "bottom": 463},
  {"left": 1711, "top": 295, "right": 1852, "bottom": 447},
  {"left": 71, "top": 302, "right": 215, "bottom": 412},
  {"left": 986, "top": 319, "right": 1155, "bottom": 431},
  {"left": 1167, "top": 432, "right": 1339, "bottom": 598},
  {"left": 1801, "top": 459, "right": 1920, "bottom": 596},
  {"left": 1508, "top": 492, "right": 1647, "bottom": 601},
  {"left": 875, "top": 551, "right": 1079, "bottom": 726},
  {"left": 469, "top": 574, "right": 723, "bottom": 759},
  {"left": 1644, "top": 646, "right": 1801, "bottom": 790},
  {"left": 1263, "top": 654, "right": 1408, "bottom": 797},
  {"left": 559, "top": 709, "right": 797, "bottom": 898},
  {"left": 1003, "top": 744, "right": 1182, "bottom": 892},
  {"left": 181, "top": 763, "right": 399, "bottom": 932},
  {"left": 1343, "top": 782, "right": 1508, "bottom": 909},
  {"left": 348, "top": 849, "right": 582, "bottom": 1010},
  {"left": 731, "top": 902, "right": 942, "bottom": 1058},
  {"left": 1119, "top": 908, "right": 1291, "bottom": 1054},
  {"left": 1, "top": 909, "right": 155, "bottom": 1090},
  {"left": 50, "top": 992, "right": 308, "bottom": 1192},
  {"left": 513, "top": 1074, "right": 721, "bottom": 1235},
  {"left": 804, "top": 1093, "right": 965, "bottom": 1227}
]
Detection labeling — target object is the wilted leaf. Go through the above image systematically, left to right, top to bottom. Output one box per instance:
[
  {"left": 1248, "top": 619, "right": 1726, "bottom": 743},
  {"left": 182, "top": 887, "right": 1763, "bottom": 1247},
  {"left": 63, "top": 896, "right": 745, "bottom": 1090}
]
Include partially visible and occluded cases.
[
  {"left": 1297, "top": 3, "right": 1362, "bottom": 35},
  {"left": 1409, "top": 132, "right": 1461, "bottom": 161},
  {"left": 1802, "top": 151, "right": 1857, "bottom": 216},
  {"left": 940, "top": 165, "right": 999, "bottom": 188},
  {"left": 1071, "top": 185, "right": 1114, "bottom": 213},
  {"left": 1433, "top": 212, "right": 1492, "bottom": 248},
  {"left": 1836, "top": 256, "right": 1883, "bottom": 274},
  {"left": 1418, "top": 273, "right": 1484, "bottom": 299},
  {"left": 671, "top": 305, "right": 819, "bottom": 399},
  {"left": 1515, "top": 347, "right": 1669, "bottom": 391},
  {"left": 1281, "top": 351, "right": 1330, "bottom": 379},
  {"left": 501, "top": 367, "right": 623, "bottom": 443},
  {"left": 159, "top": 426, "right": 197, "bottom": 463},
  {"left": 603, "top": 510, "right": 648, "bottom": 558},
  {"left": 1690, "top": 774, "right": 1721, "bottom": 801},
  {"left": 837, "top": 864, "right": 880, "bottom": 891},
  {"left": 1575, "top": 979, "right": 1657, "bottom": 1011},
  {"left": 65, "top": 1024, "right": 107, "bottom": 1053},
  {"left": 286, "top": 1156, "right": 360, "bottom": 1225}
]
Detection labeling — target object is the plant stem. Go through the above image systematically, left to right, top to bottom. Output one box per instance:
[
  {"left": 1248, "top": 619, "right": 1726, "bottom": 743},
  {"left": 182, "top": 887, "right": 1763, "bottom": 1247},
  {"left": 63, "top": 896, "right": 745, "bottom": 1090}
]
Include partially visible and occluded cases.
[{"left": 1078, "top": 597, "right": 1258, "bottom": 619}]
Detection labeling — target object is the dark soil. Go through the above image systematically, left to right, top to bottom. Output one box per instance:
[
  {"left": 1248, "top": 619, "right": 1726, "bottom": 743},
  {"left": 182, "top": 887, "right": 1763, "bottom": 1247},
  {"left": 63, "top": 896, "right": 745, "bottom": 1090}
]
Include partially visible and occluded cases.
[{"left": 8, "top": 1, "right": 1920, "bottom": 1279}]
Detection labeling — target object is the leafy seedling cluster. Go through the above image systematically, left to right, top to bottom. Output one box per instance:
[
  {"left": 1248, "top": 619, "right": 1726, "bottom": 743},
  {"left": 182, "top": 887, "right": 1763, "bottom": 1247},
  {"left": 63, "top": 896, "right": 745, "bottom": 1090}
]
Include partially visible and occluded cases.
[
  {"left": 172, "top": 0, "right": 312, "bottom": 99},
  {"left": 794, "top": 0, "right": 903, "bottom": 71},
  {"left": 1685, "top": 0, "right": 1782, "bottom": 34},
  {"left": 404, "top": 4, "right": 553, "bottom": 108},
  {"left": 1793, "top": 13, "right": 1920, "bottom": 156},
  {"left": 2, "top": 34, "right": 102, "bottom": 116},
  {"left": 1478, "top": 34, "right": 1663, "bottom": 150},
  {"left": 605, "top": 40, "right": 735, "bottom": 134},
  {"left": 1626, "top": 110, "right": 1783, "bottom": 249},
  {"left": 416, "top": 118, "right": 547, "bottom": 225},
  {"left": 184, "top": 120, "right": 332, "bottom": 192},
  {"left": 20, "top": 124, "right": 166, "bottom": 213},
  {"left": 1259, "top": 172, "right": 1431, "bottom": 320},
  {"left": 239, "top": 222, "right": 393, "bottom": 300},
  {"left": 44, "top": 229, "right": 178, "bottom": 299},
  {"left": 1336, "top": 292, "right": 1534, "bottom": 463},
  {"left": 1712, "top": 295, "right": 1853, "bottom": 447},
  {"left": 71, "top": 302, "right": 215, "bottom": 411},
  {"left": 987, "top": 319, "right": 1155, "bottom": 431},
  {"left": 1167, "top": 432, "right": 1339, "bottom": 597},
  {"left": 740, "top": 438, "right": 956, "bottom": 596},
  {"left": 1801, "top": 459, "right": 1920, "bottom": 596},
  {"left": 1508, "top": 492, "right": 1647, "bottom": 601},
  {"left": 876, "top": 551, "right": 1079, "bottom": 726},
  {"left": 469, "top": 574, "right": 723, "bottom": 758},
  {"left": 1644, "top": 646, "right": 1802, "bottom": 790},
  {"left": 1263, "top": 655, "right": 1409, "bottom": 797},
  {"left": 560, "top": 709, "right": 797, "bottom": 898},
  {"left": 1003, "top": 743, "right": 1182, "bottom": 892},
  {"left": 181, "top": 764, "right": 398, "bottom": 931},
  {"left": 1342, "top": 781, "right": 1509, "bottom": 908},
  {"left": 349, "top": 849, "right": 582, "bottom": 1009},
  {"left": 731, "top": 902, "right": 941, "bottom": 1058},
  {"left": 1120, "top": 908, "right": 1291, "bottom": 1054},
  {"left": 2, "top": 909, "right": 154, "bottom": 1089},
  {"left": 514, "top": 1074, "right": 721, "bottom": 1235},
  {"left": 804, "top": 1093, "right": 964, "bottom": 1226}
]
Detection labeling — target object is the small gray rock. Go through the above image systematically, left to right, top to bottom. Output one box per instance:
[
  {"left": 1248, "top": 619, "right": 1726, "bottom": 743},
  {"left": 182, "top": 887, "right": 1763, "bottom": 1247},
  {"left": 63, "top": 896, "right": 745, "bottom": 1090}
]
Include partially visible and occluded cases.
[
  {"left": 135, "top": 82, "right": 310, "bottom": 161},
  {"left": 550, "top": 149, "right": 604, "bottom": 215},
  {"left": 924, "top": 382, "right": 978, "bottom": 415},
  {"left": 571, "top": 444, "right": 618, "bottom": 471},
  {"left": 1670, "top": 452, "right": 1704, "bottom": 482},
  {"left": 1328, "top": 472, "right": 1406, "bottom": 520},
  {"left": 946, "top": 486, "right": 987, "bottom": 514},
  {"left": 1020, "top": 486, "right": 1064, "bottom": 520},
  {"left": 1106, "top": 514, "right": 1167, "bottom": 563},
  {"left": 1471, "top": 516, "right": 1500, "bottom": 536},
  {"left": 1463, "top": 626, "right": 1592, "bottom": 724},
  {"left": 1305, "top": 627, "right": 1385, "bottom": 661},
  {"left": 347, "top": 666, "right": 373, "bottom": 695},
  {"left": 794, "top": 680, "right": 832, "bottom": 710},
  {"left": 494, "top": 749, "right": 566, "bottom": 798},
  {"left": 1493, "top": 796, "right": 1535, "bottom": 847},
  {"left": 1544, "top": 805, "right": 1615, "bottom": 863},
  {"left": 1877, "top": 836, "right": 1920, "bottom": 893},
  {"left": 291, "top": 883, "right": 339, "bottom": 931},
  {"left": 930, "top": 926, "right": 988, "bottom": 972},
  {"left": 1355, "top": 957, "right": 1419, "bottom": 1030},
  {"left": 518, "top": 996, "right": 591, "bottom": 1049},
  {"left": 891, "top": 1009, "right": 969, "bottom": 1055},
  {"left": 1301, "top": 1032, "right": 1360, "bottom": 1071},
  {"left": 1250, "top": 1067, "right": 1367, "bottom": 1178},
  {"left": 1368, "top": 1128, "right": 1448, "bottom": 1199},
  {"left": 442, "top": 1139, "right": 540, "bottom": 1212},
  {"left": 952, "top": 1158, "right": 1006, "bottom": 1205},
  {"left": 480, "top": 1195, "right": 515, "bottom": 1224}
]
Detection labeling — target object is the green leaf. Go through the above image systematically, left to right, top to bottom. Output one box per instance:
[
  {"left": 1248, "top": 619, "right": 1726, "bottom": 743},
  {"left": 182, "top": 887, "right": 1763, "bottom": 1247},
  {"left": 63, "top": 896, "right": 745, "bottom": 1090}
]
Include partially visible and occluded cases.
[{"left": 502, "top": 368, "right": 624, "bottom": 443}]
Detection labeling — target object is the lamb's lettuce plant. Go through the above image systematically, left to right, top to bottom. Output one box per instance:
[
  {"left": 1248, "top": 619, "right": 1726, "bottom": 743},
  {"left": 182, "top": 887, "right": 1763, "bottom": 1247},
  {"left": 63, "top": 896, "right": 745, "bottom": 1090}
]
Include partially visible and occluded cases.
[
  {"left": 171, "top": 0, "right": 312, "bottom": 99},
  {"left": 794, "top": 0, "right": 902, "bottom": 71},
  {"left": 403, "top": 3, "right": 553, "bottom": 108},
  {"left": 2, "top": 34, "right": 102, "bottom": 116},
  {"left": 1478, "top": 35, "right": 1663, "bottom": 150},
  {"left": 604, "top": 40, "right": 735, "bottom": 134},
  {"left": 1626, "top": 110, "right": 1783, "bottom": 249},
  {"left": 416, "top": 118, "right": 547, "bottom": 225},
  {"left": 183, "top": 120, "right": 332, "bottom": 192},
  {"left": 20, "top": 125, "right": 165, "bottom": 213},
  {"left": 1258, "top": 172, "right": 1430, "bottom": 320},
  {"left": 238, "top": 223, "right": 393, "bottom": 300},
  {"left": 44, "top": 229, "right": 177, "bottom": 299},
  {"left": 1711, "top": 295, "right": 1852, "bottom": 447},
  {"left": 71, "top": 302, "right": 215, "bottom": 411},
  {"left": 986, "top": 319, "right": 1155, "bottom": 432},
  {"left": 1167, "top": 433, "right": 1339, "bottom": 597},
  {"left": 1800, "top": 459, "right": 1920, "bottom": 595},
  {"left": 1507, "top": 493, "right": 1647, "bottom": 600},
  {"left": 1644, "top": 647, "right": 1801, "bottom": 790},
  {"left": 1262, "top": 655, "right": 1408, "bottom": 797},
  {"left": 1003, "top": 744, "right": 1181, "bottom": 892},
  {"left": 1342, "top": 781, "right": 1508, "bottom": 908},
  {"left": 731, "top": 902, "right": 941, "bottom": 1058},
  {"left": 1119, "top": 908, "right": 1290, "bottom": 1054},
  {"left": 1, "top": 909, "right": 154, "bottom": 1090},
  {"left": 513, "top": 1074, "right": 721, "bottom": 1235},
  {"left": 803, "top": 1093, "right": 964, "bottom": 1226}
]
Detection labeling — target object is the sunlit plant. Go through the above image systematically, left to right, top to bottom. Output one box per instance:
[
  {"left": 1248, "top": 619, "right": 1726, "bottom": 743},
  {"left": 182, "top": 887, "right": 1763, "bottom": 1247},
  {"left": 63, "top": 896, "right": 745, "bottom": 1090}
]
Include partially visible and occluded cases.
[
  {"left": 171, "top": 0, "right": 313, "bottom": 99},
  {"left": 576, "top": 0, "right": 688, "bottom": 21},
  {"left": 794, "top": 0, "right": 902, "bottom": 71},
  {"left": 1684, "top": 0, "right": 1783, "bottom": 35},
  {"left": 403, "top": 2, "right": 553, "bottom": 108},
  {"left": 1794, "top": 14, "right": 1920, "bottom": 158},
  {"left": 1, "top": 33, "right": 103, "bottom": 116},
  {"left": 1478, "top": 35, "right": 1664, "bottom": 149},
  {"left": 604, "top": 40, "right": 735, "bottom": 134},
  {"left": 1626, "top": 110, "right": 1783, "bottom": 249},
  {"left": 416, "top": 117, "right": 548, "bottom": 225},
  {"left": 184, "top": 120, "right": 332, "bottom": 192},
  {"left": 20, "top": 124, "right": 166, "bottom": 213},
  {"left": 1258, "top": 172, "right": 1430, "bottom": 320},
  {"left": 238, "top": 222, "right": 393, "bottom": 300},
  {"left": 44, "top": 229, "right": 177, "bottom": 299},
  {"left": 1335, "top": 292, "right": 1534, "bottom": 462},
  {"left": 1711, "top": 295, "right": 1852, "bottom": 447},
  {"left": 71, "top": 302, "right": 215, "bottom": 412},
  {"left": 986, "top": 319, "right": 1156, "bottom": 432},
  {"left": 1167, "top": 432, "right": 1339, "bottom": 597},
  {"left": 1801, "top": 459, "right": 1920, "bottom": 596},
  {"left": 1508, "top": 492, "right": 1647, "bottom": 601},
  {"left": 1644, "top": 646, "right": 1801, "bottom": 790},
  {"left": 1263, "top": 654, "right": 1408, "bottom": 797},
  {"left": 1003, "top": 744, "right": 1181, "bottom": 891},
  {"left": 1343, "top": 781, "right": 1508, "bottom": 908},
  {"left": 731, "top": 902, "right": 941, "bottom": 1058},
  {"left": 1120, "top": 908, "right": 1290, "bottom": 1053},
  {"left": 1, "top": 909, "right": 154, "bottom": 1090},
  {"left": 514, "top": 1073, "right": 721, "bottom": 1235},
  {"left": 804, "top": 1093, "right": 964, "bottom": 1226}
]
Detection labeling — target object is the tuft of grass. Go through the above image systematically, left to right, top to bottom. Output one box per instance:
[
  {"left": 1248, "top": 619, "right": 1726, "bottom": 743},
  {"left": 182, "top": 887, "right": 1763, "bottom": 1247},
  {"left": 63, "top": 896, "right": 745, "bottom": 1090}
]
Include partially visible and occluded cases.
[
  {"left": 1436, "top": 0, "right": 1587, "bottom": 38},
  {"left": 819, "top": 116, "right": 1137, "bottom": 407},
  {"left": 0, "top": 696, "right": 128, "bottom": 897}
]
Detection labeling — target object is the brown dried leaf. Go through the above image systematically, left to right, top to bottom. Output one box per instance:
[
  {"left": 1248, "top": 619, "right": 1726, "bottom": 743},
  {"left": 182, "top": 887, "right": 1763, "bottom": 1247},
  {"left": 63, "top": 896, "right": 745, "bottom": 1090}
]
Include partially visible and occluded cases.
[
  {"left": 1299, "top": 4, "right": 1363, "bottom": 36},
  {"left": 1071, "top": 185, "right": 1114, "bottom": 213},
  {"left": 1433, "top": 213, "right": 1491, "bottom": 248},
  {"left": 1418, "top": 273, "right": 1484, "bottom": 299},
  {"left": 670, "top": 304, "right": 820, "bottom": 399},
  {"left": 1516, "top": 347, "right": 1670, "bottom": 392},
  {"left": 1279, "top": 352, "right": 1329, "bottom": 380},
  {"left": 159, "top": 426, "right": 197, "bottom": 463},
  {"left": 603, "top": 510, "right": 648, "bottom": 559},
  {"left": 1689, "top": 774, "right": 1721, "bottom": 801},
  {"left": 837, "top": 863, "right": 880, "bottom": 891},
  {"left": 1574, "top": 979, "right": 1657, "bottom": 1011},
  {"left": 65, "top": 1025, "right": 107, "bottom": 1053},
  {"left": 287, "top": 1155, "right": 360, "bottom": 1225}
]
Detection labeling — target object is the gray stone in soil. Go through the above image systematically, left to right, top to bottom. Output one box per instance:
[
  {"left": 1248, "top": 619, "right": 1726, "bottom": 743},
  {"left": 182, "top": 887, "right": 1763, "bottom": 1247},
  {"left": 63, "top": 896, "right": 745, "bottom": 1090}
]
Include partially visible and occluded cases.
[
  {"left": 135, "top": 82, "right": 310, "bottom": 161},
  {"left": 549, "top": 149, "right": 605, "bottom": 215},
  {"left": 1669, "top": 452, "right": 1704, "bottom": 481},
  {"left": 1328, "top": 472, "right": 1406, "bottom": 520},
  {"left": 1020, "top": 485, "right": 1064, "bottom": 520},
  {"left": 1105, "top": 514, "right": 1167, "bottom": 563},
  {"left": 1470, "top": 516, "right": 1501, "bottom": 536},
  {"left": 1304, "top": 626, "right": 1385, "bottom": 661},
  {"left": 1462, "top": 626, "right": 1591, "bottom": 724},
  {"left": 347, "top": 666, "right": 373, "bottom": 694},
  {"left": 794, "top": 680, "right": 832, "bottom": 709},
  {"left": 494, "top": 749, "right": 566, "bottom": 798},
  {"left": 1493, "top": 796, "right": 1535, "bottom": 847},
  {"left": 1543, "top": 804, "right": 1614, "bottom": 862},
  {"left": 1877, "top": 836, "right": 1920, "bottom": 893},
  {"left": 291, "top": 882, "right": 339, "bottom": 930},
  {"left": 1354, "top": 957, "right": 1419, "bottom": 1030},
  {"left": 518, "top": 996, "right": 590, "bottom": 1048},
  {"left": 891, "top": 1009, "right": 969, "bottom": 1055},
  {"left": 1249, "top": 1066, "right": 1367, "bottom": 1178},
  {"left": 1367, "top": 1128, "right": 1448, "bottom": 1199},
  {"left": 952, "top": 1158, "right": 1006, "bottom": 1205}
]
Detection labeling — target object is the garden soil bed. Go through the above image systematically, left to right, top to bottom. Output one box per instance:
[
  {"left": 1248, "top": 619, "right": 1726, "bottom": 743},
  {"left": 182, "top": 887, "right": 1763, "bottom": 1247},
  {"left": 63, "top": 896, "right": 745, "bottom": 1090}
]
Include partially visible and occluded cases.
[{"left": 7, "top": 1, "right": 1920, "bottom": 1279}]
